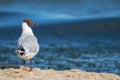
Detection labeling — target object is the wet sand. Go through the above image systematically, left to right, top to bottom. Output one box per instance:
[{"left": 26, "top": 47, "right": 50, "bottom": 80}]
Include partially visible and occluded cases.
[{"left": 0, "top": 66, "right": 120, "bottom": 80}]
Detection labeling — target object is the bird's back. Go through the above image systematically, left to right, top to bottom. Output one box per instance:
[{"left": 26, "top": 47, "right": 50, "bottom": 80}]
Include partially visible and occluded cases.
[{"left": 17, "top": 34, "right": 39, "bottom": 53}]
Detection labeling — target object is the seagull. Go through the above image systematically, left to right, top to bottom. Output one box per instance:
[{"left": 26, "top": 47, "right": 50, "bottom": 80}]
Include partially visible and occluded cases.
[{"left": 15, "top": 18, "right": 39, "bottom": 71}]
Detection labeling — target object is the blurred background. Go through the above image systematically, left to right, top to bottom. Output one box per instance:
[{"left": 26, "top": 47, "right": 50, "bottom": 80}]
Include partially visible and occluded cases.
[{"left": 0, "top": 0, "right": 120, "bottom": 75}]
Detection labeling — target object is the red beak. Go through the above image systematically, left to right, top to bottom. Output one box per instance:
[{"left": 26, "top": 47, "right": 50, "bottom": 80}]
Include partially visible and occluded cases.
[{"left": 32, "top": 23, "right": 38, "bottom": 26}]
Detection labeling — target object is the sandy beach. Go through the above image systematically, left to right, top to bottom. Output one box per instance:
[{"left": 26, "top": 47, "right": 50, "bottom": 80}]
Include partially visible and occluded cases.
[{"left": 0, "top": 66, "right": 120, "bottom": 80}]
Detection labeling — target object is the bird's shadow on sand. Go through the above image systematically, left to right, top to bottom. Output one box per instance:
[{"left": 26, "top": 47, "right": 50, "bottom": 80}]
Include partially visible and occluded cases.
[{"left": 0, "top": 64, "right": 20, "bottom": 69}]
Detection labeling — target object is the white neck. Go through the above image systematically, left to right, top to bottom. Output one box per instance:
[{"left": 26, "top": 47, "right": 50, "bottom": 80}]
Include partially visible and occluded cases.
[{"left": 22, "top": 22, "right": 34, "bottom": 36}]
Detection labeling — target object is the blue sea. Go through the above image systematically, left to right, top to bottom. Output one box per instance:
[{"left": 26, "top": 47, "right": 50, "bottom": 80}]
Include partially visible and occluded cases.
[{"left": 0, "top": 0, "right": 120, "bottom": 75}]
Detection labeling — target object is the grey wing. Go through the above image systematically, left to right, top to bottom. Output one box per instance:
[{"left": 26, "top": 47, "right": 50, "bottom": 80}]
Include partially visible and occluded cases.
[{"left": 18, "top": 36, "right": 39, "bottom": 53}]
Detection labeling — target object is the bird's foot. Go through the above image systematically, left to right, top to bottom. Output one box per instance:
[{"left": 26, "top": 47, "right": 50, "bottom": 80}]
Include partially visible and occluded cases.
[
  {"left": 24, "top": 68, "right": 27, "bottom": 71},
  {"left": 29, "top": 68, "right": 32, "bottom": 71}
]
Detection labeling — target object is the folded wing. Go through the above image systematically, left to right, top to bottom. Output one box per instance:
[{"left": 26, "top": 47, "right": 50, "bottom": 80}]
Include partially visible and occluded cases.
[{"left": 16, "top": 35, "right": 39, "bottom": 55}]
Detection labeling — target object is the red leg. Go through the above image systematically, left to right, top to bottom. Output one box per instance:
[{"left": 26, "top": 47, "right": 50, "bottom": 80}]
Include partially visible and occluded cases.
[
  {"left": 29, "top": 59, "right": 32, "bottom": 71},
  {"left": 23, "top": 60, "right": 26, "bottom": 70}
]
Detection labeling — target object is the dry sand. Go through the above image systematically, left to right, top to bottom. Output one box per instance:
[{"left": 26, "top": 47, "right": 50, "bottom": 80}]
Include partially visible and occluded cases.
[{"left": 0, "top": 66, "right": 120, "bottom": 80}]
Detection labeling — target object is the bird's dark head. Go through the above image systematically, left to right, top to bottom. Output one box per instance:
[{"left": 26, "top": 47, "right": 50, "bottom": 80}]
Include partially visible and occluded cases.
[{"left": 23, "top": 18, "right": 38, "bottom": 27}]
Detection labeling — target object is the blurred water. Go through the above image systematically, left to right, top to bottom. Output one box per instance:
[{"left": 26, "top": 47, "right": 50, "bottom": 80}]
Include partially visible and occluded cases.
[
  {"left": 0, "top": 0, "right": 120, "bottom": 75},
  {"left": 1, "top": 0, "right": 120, "bottom": 26}
]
